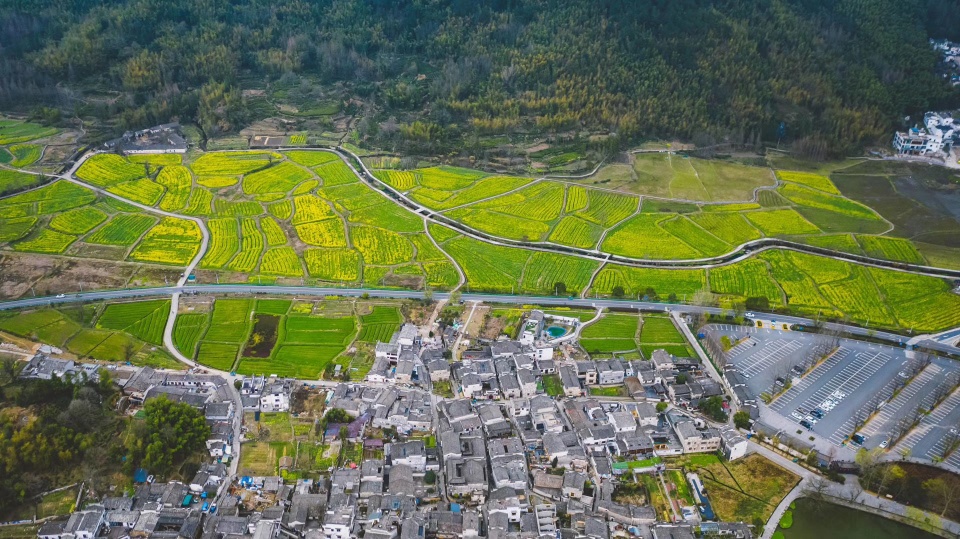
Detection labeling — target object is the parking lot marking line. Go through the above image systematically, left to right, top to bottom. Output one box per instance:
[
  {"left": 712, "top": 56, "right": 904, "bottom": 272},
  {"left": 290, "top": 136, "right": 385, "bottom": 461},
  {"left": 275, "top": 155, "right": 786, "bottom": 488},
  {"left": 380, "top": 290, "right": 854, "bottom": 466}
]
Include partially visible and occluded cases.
[
  {"left": 733, "top": 339, "right": 799, "bottom": 377},
  {"left": 739, "top": 340, "right": 804, "bottom": 378},
  {"left": 769, "top": 348, "right": 851, "bottom": 412},
  {"left": 794, "top": 350, "right": 889, "bottom": 416},
  {"left": 859, "top": 365, "right": 943, "bottom": 438},
  {"left": 896, "top": 388, "right": 960, "bottom": 454}
]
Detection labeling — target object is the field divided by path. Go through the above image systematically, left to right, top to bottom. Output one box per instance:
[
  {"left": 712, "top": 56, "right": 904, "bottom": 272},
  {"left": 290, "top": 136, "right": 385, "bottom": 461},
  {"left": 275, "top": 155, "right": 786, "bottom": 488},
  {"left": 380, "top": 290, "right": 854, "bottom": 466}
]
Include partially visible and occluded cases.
[
  {"left": 2, "top": 147, "right": 959, "bottom": 332},
  {"left": 170, "top": 297, "right": 402, "bottom": 379}
]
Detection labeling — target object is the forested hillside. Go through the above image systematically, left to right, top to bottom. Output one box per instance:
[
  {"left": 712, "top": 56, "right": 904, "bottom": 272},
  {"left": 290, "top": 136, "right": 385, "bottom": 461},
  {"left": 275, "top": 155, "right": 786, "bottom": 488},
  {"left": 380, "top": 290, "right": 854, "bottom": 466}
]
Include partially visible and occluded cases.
[{"left": 0, "top": 0, "right": 958, "bottom": 154}]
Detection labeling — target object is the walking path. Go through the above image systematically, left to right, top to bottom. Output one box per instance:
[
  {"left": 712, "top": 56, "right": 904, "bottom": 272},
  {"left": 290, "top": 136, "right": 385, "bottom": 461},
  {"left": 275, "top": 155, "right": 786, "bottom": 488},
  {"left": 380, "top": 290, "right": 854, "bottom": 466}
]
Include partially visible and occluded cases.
[{"left": 753, "top": 441, "right": 960, "bottom": 538}]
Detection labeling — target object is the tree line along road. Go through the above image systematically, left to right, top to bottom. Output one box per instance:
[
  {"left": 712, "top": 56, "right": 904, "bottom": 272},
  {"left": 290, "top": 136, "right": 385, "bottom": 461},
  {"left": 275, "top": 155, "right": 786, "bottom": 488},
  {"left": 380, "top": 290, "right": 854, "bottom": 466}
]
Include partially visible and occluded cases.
[{"left": 1, "top": 283, "right": 955, "bottom": 355}]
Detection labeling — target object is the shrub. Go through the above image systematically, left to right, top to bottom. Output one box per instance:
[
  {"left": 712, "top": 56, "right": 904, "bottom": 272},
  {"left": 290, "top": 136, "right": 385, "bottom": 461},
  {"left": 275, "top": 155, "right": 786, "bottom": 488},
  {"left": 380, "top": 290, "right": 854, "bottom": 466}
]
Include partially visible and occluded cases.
[{"left": 779, "top": 510, "right": 793, "bottom": 529}]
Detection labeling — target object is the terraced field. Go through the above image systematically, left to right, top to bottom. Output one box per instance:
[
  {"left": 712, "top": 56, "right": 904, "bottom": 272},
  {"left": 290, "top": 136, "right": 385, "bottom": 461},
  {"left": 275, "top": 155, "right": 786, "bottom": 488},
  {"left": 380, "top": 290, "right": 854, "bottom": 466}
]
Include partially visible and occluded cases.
[
  {"left": 2, "top": 147, "right": 958, "bottom": 334},
  {"left": 129, "top": 217, "right": 202, "bottom": 265}
]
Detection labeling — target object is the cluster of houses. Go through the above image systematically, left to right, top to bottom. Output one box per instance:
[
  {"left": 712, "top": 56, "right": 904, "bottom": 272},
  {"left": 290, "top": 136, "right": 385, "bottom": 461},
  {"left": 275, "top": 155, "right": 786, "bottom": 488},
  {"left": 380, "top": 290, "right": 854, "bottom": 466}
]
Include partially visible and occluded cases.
[
  {"left": 932, "top": 39, "right": 960, "bottom": 86},
  {"left": 892, "top": 112, "right": 958, "bottom": 158},
  {"left": 102, "top": 123, "right": 187, "bottom": 154},
  {"left": 26, "top": 304, "right": 764, "bottom": 539},
  {"left": 367, "top": 325, "right": 424, "bottom": 385},
  {"left": 326, "top": 384, "right": 433, "bottom": 434}
]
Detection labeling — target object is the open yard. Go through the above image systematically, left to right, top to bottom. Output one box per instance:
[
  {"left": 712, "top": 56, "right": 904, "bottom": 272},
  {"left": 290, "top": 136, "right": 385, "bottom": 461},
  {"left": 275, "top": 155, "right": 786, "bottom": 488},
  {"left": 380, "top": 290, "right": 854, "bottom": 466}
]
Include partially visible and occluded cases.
[{"left": 679, "top": 453, "right": 800, "bottom": 526}]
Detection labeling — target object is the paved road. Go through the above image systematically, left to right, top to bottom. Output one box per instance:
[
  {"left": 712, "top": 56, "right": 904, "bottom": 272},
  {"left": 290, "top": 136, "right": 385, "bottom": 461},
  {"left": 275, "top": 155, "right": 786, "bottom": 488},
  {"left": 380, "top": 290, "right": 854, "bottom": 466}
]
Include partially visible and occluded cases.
[
  {"left": 336, "top": 146, "right": 960, "bottom": 279},
  {"left": 4, "top": 284, "right": 957, "bottom": 355},
  {"left": 754, "top": 441, "right": 960, "bottom": 539}
]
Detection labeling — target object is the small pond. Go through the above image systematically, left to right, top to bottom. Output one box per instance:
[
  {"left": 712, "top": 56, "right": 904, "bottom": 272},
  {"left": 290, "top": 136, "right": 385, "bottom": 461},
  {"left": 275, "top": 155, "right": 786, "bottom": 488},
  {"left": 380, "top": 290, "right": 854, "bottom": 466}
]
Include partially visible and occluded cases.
[
  {"left": 546, "top": 326, "right": 567, "bottom": 338},
  {"left": 782, "top": 498, "right": 940, "bottom": 539}
]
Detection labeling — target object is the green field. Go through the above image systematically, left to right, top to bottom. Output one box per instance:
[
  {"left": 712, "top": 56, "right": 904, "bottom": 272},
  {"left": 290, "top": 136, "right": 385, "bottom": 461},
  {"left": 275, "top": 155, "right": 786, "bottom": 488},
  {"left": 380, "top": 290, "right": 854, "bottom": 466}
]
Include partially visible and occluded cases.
[
  {"left": 0, "top": 119, "right": 56, "bottom": 144},
  {"left": 8, "top": 144, "right": 43, "bottom": 167},
  {"left": 191, "top": 151, "right": 280, "bottom": 175},
  {"left": 76, "top": 154, "right": 146, "bottom": 186},
  {"left": 242, "top": 161, "right": 314, "bottom": 195},
  {"left": 0, "top": 168, "right": 41, "bottom": 195},
  {"left": 775, "top": 170, "right": 840, "bottom": 194},
  {"left": 48, "top": 206, "right": 107, "bottom": 234},
  {"left": 744, "top": 208, "right": 820, "bottom": 236},
  {"left": 86, "top": 214, "right": 156, "bottom": 245},
  {"left": 602, "top": 214, "right": 703, "bottom": 259},
  {"left": 13, "top": 227, "right": 77, "bottom": 254},
  {"left": 857, "top": 235, "right": 925, "bottom": 264},
  {"left": 445, "top": 236, "right": 530, "bottom": 293},
  {"left": 519, "top": 252, "right": 598, "bottom": 295},
  {"left": 709, "top": 259, "right": 783, "bottom": 307},
  {"left": 591, "top": 265, "right": 706, "bottom": 299},
  {"left": 180, "top": 297, "right": 362, "bottom": 377},
  {"left": 204, "top": 299, "right": 253, "bottom": 342},
  {"left": 96, "top": 300, "right": 170, "bottom": 345},
  {"left": 0, "top": 302, "right": 179, "bottom": 367},
  {"left": 356, "top": 306, "right": 403, "bottom": 342},
  {"left": 173, "top": 313, "right": 208, "bottom": 357},
  {"left": 580, "top": 313, "right": 639, "bottom": 355},
  {"left": 638, "top": 316, "right": 685, "bottom": 344},
  {"left": 197, "top": 342, "right": 241, "bottom": 370}
]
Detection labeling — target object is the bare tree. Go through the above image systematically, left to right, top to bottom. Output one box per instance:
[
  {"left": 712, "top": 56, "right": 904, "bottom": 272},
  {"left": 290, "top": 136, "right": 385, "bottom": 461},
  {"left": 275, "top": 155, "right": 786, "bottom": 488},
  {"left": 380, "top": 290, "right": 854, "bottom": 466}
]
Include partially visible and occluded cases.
[
  {"left": 693, "top": 312, "right": 709, "bottom": 333},
  {"left": 914, "top": 351, "right": 933, "bottom": 371},
  {"left": 931, "top": 377, "right": 955, "bottom": 408},
  {"left": 852, "top": 405, "right": 870, "bottom": 433},
  {"left": 941, "top": 425, "right": 960, "bottom": 460},
  {"left": 803, "top": 476, "right": 831, "bottom": 510},
  {"left": 923, "top": 478, "right": 960, "bottom": 517},
  {"left": 844, "top": 481, "right": 865, "bottom": 503}
]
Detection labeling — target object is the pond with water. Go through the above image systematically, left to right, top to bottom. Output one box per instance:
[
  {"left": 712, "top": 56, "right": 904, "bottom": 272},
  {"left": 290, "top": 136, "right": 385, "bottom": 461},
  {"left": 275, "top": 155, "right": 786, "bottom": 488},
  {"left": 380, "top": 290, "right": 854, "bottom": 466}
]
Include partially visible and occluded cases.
[
  {"left": 546, "top": 326, "right": 567, "bottom": 338},
  {"left": 782, "top": 498, "right": 939, "bottom": 539}
]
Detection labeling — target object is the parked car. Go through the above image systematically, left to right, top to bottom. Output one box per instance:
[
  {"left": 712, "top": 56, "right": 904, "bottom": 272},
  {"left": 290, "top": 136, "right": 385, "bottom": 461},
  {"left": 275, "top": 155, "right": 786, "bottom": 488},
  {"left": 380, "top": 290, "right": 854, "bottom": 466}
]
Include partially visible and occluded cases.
[
  {"left": 800, "top": 420, "right": 813, "bottom": 430},
  {"left": 851, "top": 433, "right": 866, "bottom": 445},
  {"left": 879, "top": 439, "right": 889, "bottom": 449}
]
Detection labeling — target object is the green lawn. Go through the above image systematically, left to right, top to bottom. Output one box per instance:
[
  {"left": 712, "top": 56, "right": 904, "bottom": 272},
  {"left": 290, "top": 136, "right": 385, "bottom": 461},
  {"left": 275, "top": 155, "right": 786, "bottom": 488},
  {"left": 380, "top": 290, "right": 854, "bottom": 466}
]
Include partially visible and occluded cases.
[
  {"left": 542, "top": 374, "right": 563, "bottom": 396},
  {"left": 588, "top": 386, "right": 627, "bottom": 397}
]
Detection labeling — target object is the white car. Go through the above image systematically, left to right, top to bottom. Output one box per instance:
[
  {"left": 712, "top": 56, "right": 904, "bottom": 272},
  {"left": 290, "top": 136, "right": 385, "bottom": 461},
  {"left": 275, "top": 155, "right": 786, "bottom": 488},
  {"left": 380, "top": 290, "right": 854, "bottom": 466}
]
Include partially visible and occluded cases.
[
  {"left": 55, "top": 293, "right": 65, "bottom": 298},
  {"left": 745, "top": 313, "right": 756, "bottom": 318},
  {"left": 950, "top": 428, "right": 957, "bottom": 435},
  {"left": 879, "top": 439, "right": 889, "bottom": 449}
]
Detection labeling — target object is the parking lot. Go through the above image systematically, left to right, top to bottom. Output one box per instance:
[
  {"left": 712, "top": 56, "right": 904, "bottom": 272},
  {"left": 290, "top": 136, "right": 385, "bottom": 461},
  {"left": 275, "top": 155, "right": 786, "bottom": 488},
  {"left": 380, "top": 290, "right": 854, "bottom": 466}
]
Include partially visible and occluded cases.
[{"left": 711, "top": 325, "right": 960, "bottom": 461}]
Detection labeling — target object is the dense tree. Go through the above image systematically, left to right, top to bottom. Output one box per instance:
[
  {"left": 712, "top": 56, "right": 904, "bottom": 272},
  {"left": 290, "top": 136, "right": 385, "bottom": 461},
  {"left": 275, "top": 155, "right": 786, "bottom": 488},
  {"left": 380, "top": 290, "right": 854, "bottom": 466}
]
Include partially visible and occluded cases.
[
  {"left": 0, "top": 0, "right": 952, "bottom": 152},
  {"left": 0, "top": 372, "right": 119, "bottom": 515},
  {"left": 698, "top": 395, "right": 728, "bottom": 422},
  {"left": 125, "top": 396, "right": 210, "bottom": 474}
]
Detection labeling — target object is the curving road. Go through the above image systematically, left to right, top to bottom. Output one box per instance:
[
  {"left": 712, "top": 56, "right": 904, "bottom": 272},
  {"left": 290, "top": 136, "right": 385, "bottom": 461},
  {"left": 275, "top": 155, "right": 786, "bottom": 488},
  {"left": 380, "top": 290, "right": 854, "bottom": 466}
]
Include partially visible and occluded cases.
[
  {"left": 7, "top": 146, "right": 960, "bottom": 359},
  {"left": 334, "top": 146, "right": 960, "bottom": 279},
  {"left": 56, "top": 152, "right": 212, "bottom": 368}
]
